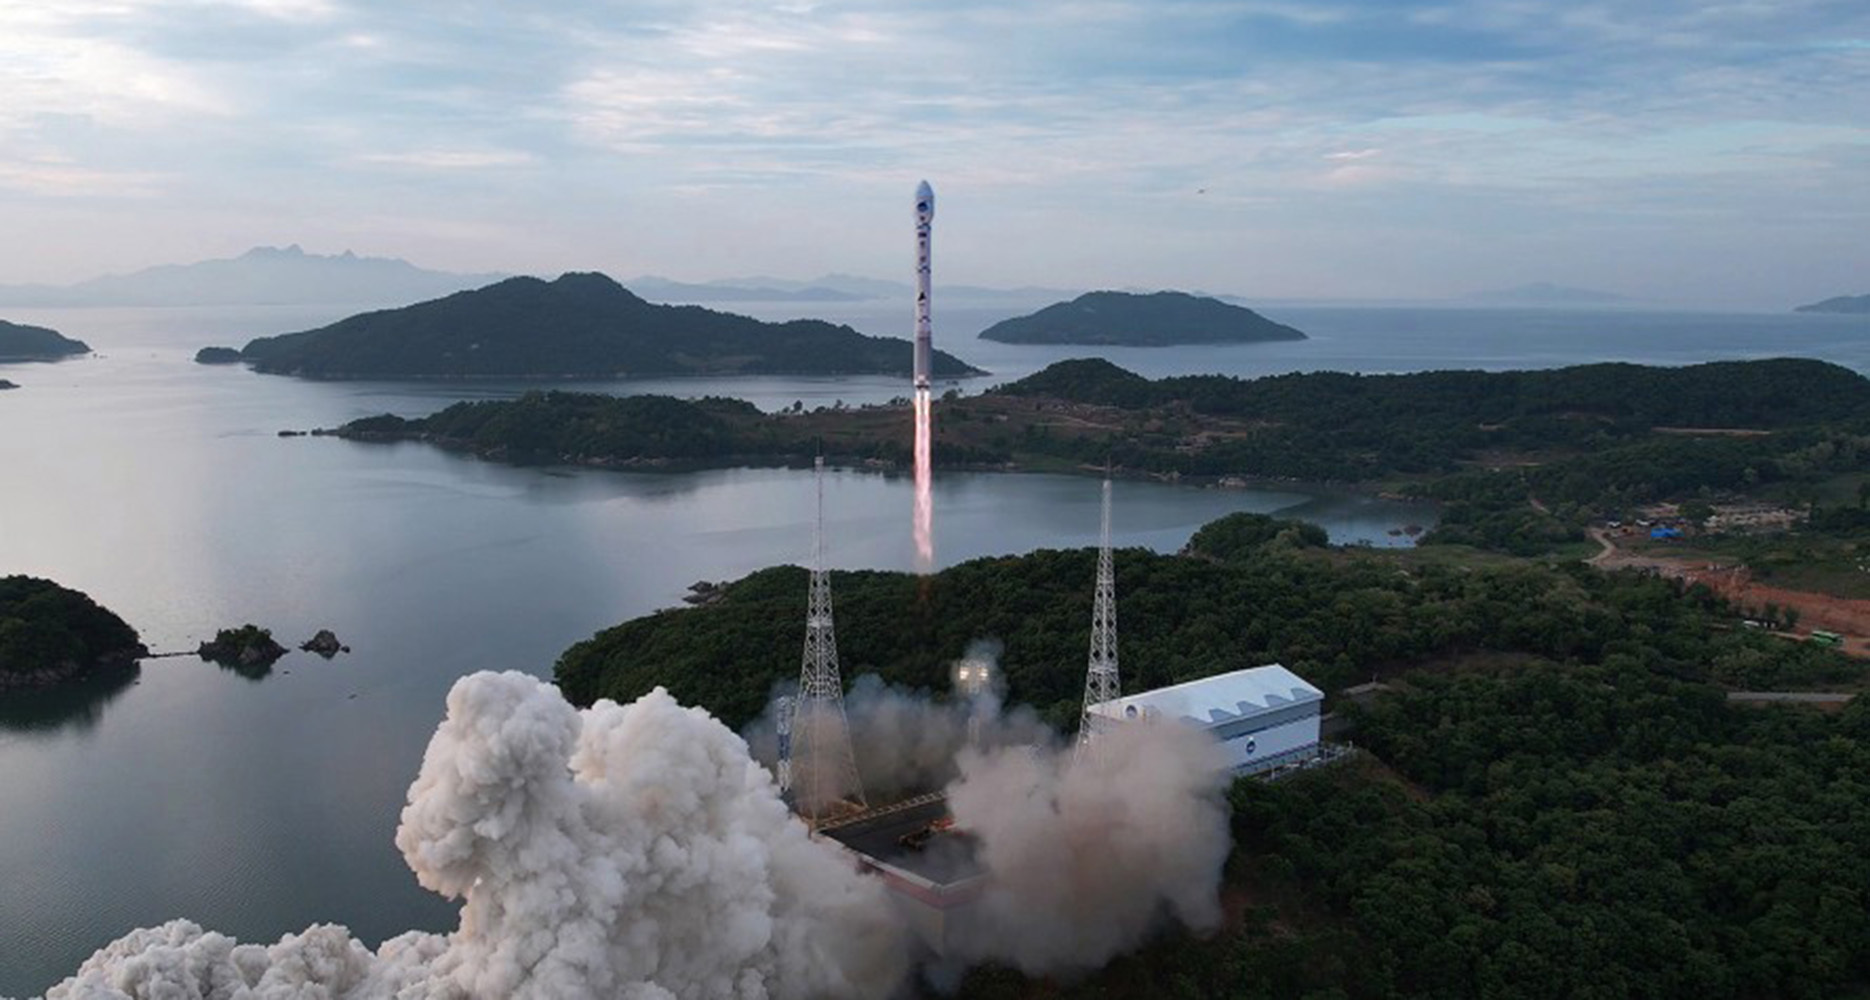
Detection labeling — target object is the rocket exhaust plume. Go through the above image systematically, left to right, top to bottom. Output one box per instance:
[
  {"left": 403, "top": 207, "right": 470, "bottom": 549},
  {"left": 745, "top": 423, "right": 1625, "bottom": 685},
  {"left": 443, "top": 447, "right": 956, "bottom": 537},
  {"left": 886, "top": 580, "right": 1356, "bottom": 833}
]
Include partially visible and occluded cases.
[
  {"left": 912, "top": 180, "right": 936, "bottom": 573},
  {"left": 914, "top": 387, "right": 933, "bottom": 572},
  {"left": 749, "top": 645, "right": 1233, "bottom": 980},
  {"left": 41, "top": 660, "right": 1230, "bottom": 997},
  {"left": 33, "top": 672, "right": 909, "bottom": 1000}
]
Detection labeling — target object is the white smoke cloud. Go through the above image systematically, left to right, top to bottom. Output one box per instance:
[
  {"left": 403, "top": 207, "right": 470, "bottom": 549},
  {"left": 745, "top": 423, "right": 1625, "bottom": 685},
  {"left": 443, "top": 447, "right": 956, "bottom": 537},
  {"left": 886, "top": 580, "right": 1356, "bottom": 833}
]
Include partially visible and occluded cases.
[
  {"left": 747, "top": 639, "right": 1234, "bottom": 979},
  {"left": 743, "top": 642, "right": 1056, "bottom": 803},
  {"left": 27, "top": 658, "right": 1239, "bottom": 998},
  {"left": 30, "top": 671, "right": 909, "bottom": 1000},
  {"left": 944, "top": 714, "right": 1234, "bottom": 975}
]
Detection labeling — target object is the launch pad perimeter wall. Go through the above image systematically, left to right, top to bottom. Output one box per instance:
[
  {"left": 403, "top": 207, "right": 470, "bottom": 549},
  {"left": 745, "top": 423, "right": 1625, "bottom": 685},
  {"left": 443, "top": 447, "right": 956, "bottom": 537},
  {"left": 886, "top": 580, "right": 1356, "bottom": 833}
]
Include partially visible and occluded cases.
[{"left": 822, "top": 795, "right": 986, "bottom": 958}]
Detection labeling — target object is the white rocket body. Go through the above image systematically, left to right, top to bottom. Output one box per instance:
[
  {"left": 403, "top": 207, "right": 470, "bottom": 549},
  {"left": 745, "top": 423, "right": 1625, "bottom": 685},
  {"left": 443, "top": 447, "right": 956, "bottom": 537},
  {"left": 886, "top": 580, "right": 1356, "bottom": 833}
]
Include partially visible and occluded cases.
[{"left": 913, "top": 180, "right": 934, "bottom": 390}]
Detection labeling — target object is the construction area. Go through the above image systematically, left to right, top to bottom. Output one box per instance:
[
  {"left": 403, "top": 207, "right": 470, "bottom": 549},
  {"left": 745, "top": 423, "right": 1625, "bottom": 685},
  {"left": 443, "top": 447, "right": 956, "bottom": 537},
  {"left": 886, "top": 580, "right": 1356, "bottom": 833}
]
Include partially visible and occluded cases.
[{"left": 1589, "top": 526, "right": 1870, "bottom": 659}]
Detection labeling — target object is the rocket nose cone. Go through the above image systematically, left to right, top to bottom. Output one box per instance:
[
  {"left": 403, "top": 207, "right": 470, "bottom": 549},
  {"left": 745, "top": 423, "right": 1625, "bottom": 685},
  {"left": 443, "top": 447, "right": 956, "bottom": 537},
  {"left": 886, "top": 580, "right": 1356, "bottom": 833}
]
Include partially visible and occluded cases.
[
  {"left": 915, "top": 180, "right": 934, "bottom": 217},
  {"left": 916, "top": 180, "right": 933, "bottom": 199}
]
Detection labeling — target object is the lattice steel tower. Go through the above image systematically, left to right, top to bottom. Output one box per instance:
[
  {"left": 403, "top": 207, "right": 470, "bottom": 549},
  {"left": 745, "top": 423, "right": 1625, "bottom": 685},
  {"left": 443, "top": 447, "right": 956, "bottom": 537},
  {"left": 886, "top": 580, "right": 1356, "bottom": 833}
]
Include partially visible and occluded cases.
[
  {"left": 780, "top": 456, "right": 867, "bottom": 826},
  {"left": 1076, "top": 474, "right": 1120, "bottom": 753}
]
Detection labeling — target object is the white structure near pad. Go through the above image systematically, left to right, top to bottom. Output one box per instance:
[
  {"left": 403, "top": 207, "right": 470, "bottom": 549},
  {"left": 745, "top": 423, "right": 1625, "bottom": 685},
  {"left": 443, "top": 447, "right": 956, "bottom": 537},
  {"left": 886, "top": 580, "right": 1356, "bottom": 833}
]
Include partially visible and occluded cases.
[{"left": 1089, "top": 664, "right": 1323, "bottom": 774}]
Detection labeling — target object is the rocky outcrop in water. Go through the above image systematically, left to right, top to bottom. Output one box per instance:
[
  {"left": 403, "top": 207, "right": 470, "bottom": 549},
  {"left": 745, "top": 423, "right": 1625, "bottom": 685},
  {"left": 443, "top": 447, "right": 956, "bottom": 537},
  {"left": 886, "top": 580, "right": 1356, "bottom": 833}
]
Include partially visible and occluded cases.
[
  {"left": 198, "top": 624, "right": 287, "bottom": 667},
  {"left": 300, "top": 629, "right": 349, "bottom": 658}
]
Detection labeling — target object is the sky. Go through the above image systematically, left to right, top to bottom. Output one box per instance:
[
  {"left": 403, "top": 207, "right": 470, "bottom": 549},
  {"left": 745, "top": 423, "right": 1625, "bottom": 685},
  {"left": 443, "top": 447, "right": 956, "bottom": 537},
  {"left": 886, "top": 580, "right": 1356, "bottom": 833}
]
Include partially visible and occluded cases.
[{"left": 1, "top": 0, "right": 1866, "bottom": 307}]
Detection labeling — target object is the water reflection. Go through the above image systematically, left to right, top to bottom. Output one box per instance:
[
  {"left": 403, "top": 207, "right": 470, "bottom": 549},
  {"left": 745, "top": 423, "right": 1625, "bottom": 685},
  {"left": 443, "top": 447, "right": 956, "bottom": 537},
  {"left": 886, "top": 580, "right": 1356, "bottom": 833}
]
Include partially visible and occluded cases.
[
  {"left": 209, "top": 655, "right": 278, "bottom": 682},
  {"left": 0, "top": 660, "right": 140, "bottom": 736}
]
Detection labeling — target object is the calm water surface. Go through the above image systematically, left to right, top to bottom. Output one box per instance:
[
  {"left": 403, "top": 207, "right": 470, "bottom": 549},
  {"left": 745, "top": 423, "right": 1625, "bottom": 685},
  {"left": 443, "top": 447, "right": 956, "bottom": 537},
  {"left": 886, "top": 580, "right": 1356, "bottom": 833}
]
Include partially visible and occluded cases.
[{"left": 0, "top": 305, "right": 1456, "bottom": 995}]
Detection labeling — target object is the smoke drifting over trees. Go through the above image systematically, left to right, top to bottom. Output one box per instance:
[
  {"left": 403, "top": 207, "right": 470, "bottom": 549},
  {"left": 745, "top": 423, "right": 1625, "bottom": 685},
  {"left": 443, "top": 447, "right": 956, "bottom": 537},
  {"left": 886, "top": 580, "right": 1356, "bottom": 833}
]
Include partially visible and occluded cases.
[
  {"left": 744, "top": 642, "right": 1057, "bottom": 803},
  {"left": 755, "top": 642, "right": 1235, "bottom": 978},
  {"left": 26, "top": 662, "right": 1232, "bottom": 997},
  {"left": 946, "top": 719, "right": 1233, "bottom": 974}
]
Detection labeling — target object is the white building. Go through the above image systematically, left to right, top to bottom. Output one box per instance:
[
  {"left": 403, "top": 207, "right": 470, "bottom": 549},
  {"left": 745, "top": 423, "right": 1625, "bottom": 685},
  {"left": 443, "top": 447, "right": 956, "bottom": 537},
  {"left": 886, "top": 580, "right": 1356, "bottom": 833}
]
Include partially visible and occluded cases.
[{"left": 1088, "top": 663, "right": 1323, "bottom": 774}]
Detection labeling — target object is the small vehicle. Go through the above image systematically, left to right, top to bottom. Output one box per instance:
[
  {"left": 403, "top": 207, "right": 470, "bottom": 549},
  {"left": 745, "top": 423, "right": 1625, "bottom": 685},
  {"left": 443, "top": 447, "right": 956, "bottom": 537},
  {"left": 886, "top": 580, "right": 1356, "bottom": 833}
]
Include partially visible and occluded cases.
[{"left": 897, "top": 816, "right": 956, "bottom": 851}]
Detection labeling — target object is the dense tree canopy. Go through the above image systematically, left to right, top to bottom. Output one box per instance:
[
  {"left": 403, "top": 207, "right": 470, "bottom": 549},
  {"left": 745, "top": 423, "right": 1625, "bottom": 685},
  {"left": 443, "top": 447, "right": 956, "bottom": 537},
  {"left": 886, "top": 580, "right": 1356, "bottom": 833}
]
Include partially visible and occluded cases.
[
  {"left": 554, "top": 513, "right": 1868, "bottom": 998},
  {"left": 555, "top": 514, "right": 1855, "bottom": 731},
  {"left": 0, "top": 576, "right": 143, "bottom": 679}
]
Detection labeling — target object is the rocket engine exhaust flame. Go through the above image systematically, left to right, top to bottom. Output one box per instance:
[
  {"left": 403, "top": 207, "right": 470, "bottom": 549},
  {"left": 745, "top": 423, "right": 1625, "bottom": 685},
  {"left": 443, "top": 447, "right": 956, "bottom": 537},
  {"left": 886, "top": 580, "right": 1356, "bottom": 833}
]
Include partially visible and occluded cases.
[
  {"left": 911, "top": 181, "right": 936, "bottom": 574},
  {"left": 914, "top": 387, "right": 933, "bottom": 573}
]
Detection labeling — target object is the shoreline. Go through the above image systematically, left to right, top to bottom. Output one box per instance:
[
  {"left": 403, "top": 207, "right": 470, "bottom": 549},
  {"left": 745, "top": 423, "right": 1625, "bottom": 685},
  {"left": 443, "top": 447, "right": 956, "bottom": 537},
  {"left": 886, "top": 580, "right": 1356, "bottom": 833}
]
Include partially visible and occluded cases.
[
  {"left": 309, "top": 425, "right": 1417, "bottom": 501},
  {"left": 0, "top": 647, "right": 147, "bottom": 693}
]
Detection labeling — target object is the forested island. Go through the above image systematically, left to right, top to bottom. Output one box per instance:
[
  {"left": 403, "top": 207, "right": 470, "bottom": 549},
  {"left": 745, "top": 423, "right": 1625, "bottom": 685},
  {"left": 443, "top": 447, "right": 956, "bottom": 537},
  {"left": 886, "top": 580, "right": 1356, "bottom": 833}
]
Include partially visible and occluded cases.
[
  {"left": 215, "top": 272, "right": 985, "bottom": 379},
  {"left": 977, "top": 290, "right": 1306, "bottom": 345},
  {"left": 1795, "top": 293, "right": 1870, "bottom": 314},
  {"left": 0, "top": 319, "right": 90, "bottom": 361},
  {"left": 194, "top": 346, "right": 242, "bottom": 364},
  {"left": 328, "top": 356, "right": 1870, "bottom": 556},
  {"left": 553, "top": 511, "right": 1869, "bottom": 999},
  {"left": 0, "top": 576, "right": 146, "bottom": 690}
]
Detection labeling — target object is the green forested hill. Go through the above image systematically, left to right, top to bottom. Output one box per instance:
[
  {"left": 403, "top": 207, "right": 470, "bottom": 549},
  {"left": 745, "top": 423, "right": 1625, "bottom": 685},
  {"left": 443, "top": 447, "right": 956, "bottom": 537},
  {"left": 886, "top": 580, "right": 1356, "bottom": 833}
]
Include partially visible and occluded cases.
[
  {"left": 235, "top": 272, "right": 986, "bottom": 378},
  {"left": 978, "top": 291, "right": 1307, "bottom": 345},
  {"left": 0, "top": 319, "right": 89, "bottom": 360},
  {"left": 334, "top": 356, "right": 1870, "bottom": 558},
  {"left": 996, "top": 356, "right": 1870, "bottom": 432},
  {"left": 554, "top": 512, "right": 1856, "bottom": 729},
  {"left": 553, "top": 514, "right": 1870, "bottom": 999},
  {"left": 0, "top": 576, "right": 144, "bottom": 686},
  {"left": 960, "top": 670, "right": 1869, "bottom": 1000}
]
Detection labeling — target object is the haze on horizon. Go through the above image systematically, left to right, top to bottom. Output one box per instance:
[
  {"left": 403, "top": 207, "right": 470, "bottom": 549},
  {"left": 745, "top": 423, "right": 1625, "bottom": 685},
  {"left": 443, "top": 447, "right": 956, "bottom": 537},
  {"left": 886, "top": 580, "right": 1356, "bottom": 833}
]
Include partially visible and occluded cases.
[{"left": 1, "top": 0, "right": 1865, "bottom": 310}]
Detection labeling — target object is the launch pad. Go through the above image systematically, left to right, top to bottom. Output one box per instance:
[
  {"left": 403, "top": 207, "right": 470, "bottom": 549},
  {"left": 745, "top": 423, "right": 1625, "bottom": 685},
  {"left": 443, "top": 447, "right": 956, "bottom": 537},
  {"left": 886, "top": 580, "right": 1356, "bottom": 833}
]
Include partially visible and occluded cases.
[{"left": 820, "top": 793, "right": 987, "bottom": 957}]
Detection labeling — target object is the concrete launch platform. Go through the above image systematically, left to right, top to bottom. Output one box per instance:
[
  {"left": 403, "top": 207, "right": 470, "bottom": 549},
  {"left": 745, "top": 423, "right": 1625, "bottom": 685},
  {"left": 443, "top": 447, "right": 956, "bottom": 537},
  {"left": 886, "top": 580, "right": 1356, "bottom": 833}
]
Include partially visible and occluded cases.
[{"left": 821, "top": 793, "right": 986, "bottom": 955}]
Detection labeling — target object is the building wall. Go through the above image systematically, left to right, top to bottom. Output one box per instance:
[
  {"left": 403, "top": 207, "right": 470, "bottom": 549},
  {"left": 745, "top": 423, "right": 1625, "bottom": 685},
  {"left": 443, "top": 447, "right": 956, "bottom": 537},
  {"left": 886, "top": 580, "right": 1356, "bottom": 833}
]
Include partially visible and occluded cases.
[{"left": 1213, "top": 711, "right": 1319, "bottom": 773}]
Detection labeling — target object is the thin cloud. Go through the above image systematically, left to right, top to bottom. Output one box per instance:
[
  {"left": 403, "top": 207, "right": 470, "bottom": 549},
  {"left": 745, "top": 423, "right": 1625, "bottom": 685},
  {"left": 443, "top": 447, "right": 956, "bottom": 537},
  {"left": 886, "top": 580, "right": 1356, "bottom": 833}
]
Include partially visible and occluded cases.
[
  {"left": 0, "top": 0, "right": 1864, "bottom": 305},
  {"left": 355, "top": 149, "right": 539, "bottom": 170}
]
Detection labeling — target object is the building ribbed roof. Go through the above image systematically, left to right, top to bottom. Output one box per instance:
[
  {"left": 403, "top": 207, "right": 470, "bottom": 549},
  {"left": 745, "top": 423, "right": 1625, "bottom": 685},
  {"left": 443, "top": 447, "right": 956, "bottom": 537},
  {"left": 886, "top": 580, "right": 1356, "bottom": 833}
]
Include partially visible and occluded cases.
[{"left": 1088, "top": 663, "right": 1321, "bottom": 727}]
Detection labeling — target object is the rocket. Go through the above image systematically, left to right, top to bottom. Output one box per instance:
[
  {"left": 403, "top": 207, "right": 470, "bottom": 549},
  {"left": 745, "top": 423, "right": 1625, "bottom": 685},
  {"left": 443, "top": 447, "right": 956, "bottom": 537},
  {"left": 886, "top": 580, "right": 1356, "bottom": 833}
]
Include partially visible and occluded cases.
[{"left": 913, "top": 180, "right": 934, "bottom": 390}]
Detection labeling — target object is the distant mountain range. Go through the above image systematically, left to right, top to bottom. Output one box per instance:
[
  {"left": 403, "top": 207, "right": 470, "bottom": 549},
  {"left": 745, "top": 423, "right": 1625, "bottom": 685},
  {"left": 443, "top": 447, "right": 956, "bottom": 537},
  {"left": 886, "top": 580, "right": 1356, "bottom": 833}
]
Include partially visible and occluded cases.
[
  {"left": 0, "top": 246, "right": 504, "bottom": 307},
  {"left": 218, "top": 272, "right": 986, "bottom": 380},
  {"left": 1465, "top": 282, "right": 1632, "bottom": 306},
  {"left": 978, "top": 291, "right": 1306, "bottom": 346},
  {"left": 1794, "top": 294, "right": 1870, "bottom": 315}
]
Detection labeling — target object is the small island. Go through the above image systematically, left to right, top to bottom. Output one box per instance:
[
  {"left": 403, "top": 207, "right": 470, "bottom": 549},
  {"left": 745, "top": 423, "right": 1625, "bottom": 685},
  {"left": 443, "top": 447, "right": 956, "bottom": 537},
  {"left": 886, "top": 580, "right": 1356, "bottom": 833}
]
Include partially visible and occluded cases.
[
  {"left": 222, "top": 272, "right": 986, "bottom": 379},
  {"left": 977, "top": 290, "right": 1306, "bottom": 346},
  {"left": 1795, "top": 293, "right": 1870, "bottom": 315},
  {"left": 0, "top": 319, "right": 90, "bottom": 361},
  {"left": 194, "top": 346, "right": 243, "bottom": 364},
  {"left": 0, "top": 379, "right": 17, "bottom": 390},
  {"left": 0, "top": 576, "right": 146, "bottom": 690},
  {"left": 198, "top": 624, "right": 288, "bottom": 669}
]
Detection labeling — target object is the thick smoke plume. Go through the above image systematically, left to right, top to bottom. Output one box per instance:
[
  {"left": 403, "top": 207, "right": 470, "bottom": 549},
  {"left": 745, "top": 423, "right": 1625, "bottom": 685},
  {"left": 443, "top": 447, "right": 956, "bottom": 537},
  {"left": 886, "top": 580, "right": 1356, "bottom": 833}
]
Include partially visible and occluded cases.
[
  {"left": 753, "top": 641, "right": 1234, "bottom": 977},
  {"left": 745, "top": 643, "right": 1054, "bottom": 802},
  {"left": 32, "top": 648, "right": 1237, "bottom": 998},
  {"left": 30, "top": 672, "right": 907, "bottom": 1000},
  {"left": 944, "top": 717, "right": 1233, "bottom": 974}
]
